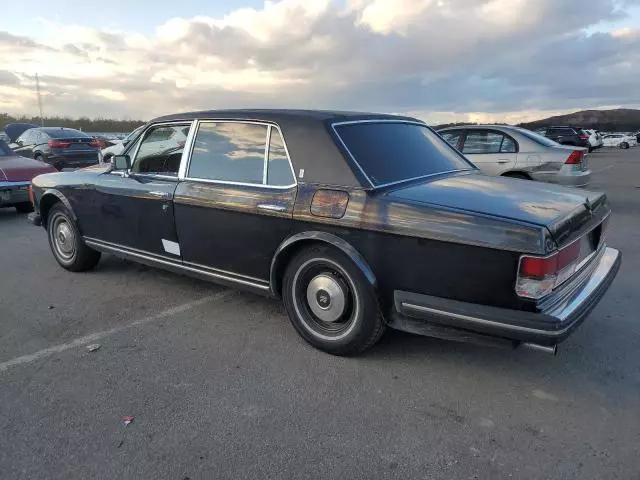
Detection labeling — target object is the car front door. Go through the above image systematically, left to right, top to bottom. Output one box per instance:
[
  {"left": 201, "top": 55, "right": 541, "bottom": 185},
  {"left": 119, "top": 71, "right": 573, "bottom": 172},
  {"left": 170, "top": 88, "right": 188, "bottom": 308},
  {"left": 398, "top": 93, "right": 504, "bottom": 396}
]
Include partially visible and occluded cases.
[
  {"left": 173, "top": 120, "right": 297, "bottom": 286},
  {"left": 80, "top": 122, "right": 193, "bottom": 258},
  {"left": 13, "top": 130, "right": 36, "bottom": 157},
  {"left": 461, "top": 130, "right": 518, "bottom": 175}
]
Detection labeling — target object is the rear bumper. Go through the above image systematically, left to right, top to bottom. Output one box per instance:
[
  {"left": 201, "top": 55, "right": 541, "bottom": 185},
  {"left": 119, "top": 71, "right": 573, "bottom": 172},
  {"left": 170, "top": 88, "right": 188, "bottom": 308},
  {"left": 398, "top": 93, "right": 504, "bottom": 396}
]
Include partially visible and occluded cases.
[
  {"left": 44, "top": 154, "right": 99, "bottom": 170},
  {"left": 532, "top": 169, "right": 591, "bottom": 188},
  {"left": 0, "top": 181, "right": 30, "bottom": 206},
  {"left": 391, "top": 247, "right": 621, "bottom": 346}
]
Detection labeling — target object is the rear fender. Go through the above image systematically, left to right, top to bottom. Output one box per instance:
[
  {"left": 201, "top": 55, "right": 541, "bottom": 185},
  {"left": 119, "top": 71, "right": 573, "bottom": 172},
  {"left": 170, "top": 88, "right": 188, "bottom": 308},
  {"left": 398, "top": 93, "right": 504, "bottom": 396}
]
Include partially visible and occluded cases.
[{"left": 269, "top": 231, "right": 377, "bottom": 298}]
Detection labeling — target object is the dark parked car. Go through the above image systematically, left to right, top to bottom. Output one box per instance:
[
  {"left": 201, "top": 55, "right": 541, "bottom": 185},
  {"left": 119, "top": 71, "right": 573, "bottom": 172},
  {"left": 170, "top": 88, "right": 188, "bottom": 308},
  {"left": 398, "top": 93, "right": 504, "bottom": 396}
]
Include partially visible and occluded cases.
[
  {"left": 28, "top": 110, "right": 621, "bottom": 356},
  {"left": 537, "top": 126, "right": 591, "bottom": 150},
  {"left": 10, "top": 127, "right": 100, "bottom": 170},
  {"left": 0, "top": 139, "right": 56, "bottom": 212}
]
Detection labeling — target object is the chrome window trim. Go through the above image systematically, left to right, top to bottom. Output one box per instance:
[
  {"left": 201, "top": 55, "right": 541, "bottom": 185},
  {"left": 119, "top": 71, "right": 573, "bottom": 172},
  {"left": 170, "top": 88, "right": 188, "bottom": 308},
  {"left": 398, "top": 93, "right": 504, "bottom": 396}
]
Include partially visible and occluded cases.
[
  {"left": 182, "top": 119, "right": 297, "bottom": 190},
  {"left": 330, "top": 119, "right": 475, "bottom": 190},
  {"left": 123, "top": 120, "right": 194, "bottom": 179},
  {"left": 262, "top": 125, "right": 271, "bottom": 185}
]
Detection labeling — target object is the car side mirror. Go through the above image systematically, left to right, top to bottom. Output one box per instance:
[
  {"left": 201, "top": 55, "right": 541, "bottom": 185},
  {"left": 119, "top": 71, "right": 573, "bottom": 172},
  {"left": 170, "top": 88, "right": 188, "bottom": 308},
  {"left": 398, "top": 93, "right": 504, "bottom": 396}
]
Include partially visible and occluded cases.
[
  {"left": 16, "top": 140, "right": 23, "bottom": 146},
  {"left": 122, "top": 140, "right": 129, "bottom": 146},
  {"left": 112, "top": 154, "right": 131, "bottom": 171}
]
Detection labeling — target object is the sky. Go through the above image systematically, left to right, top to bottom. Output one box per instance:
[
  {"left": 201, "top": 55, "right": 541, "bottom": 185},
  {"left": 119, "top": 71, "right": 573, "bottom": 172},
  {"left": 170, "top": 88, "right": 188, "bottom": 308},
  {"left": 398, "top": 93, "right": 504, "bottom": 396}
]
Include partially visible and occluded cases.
[{"left": 2, "top": 0, "right": 640, "bottom": 124}]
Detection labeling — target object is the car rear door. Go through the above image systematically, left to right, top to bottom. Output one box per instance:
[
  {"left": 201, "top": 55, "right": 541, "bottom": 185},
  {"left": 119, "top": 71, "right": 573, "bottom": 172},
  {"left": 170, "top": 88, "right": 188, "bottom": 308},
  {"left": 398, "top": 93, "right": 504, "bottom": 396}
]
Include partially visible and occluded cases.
[
  {"left": 173, "top": 120, "right": 297, "bottom": 284},
  {"left": 82, "top": 121, "right": 192, "bottom": 257},
  {"left": 461, "top": 129, "right": 518, "bottom": 175}
]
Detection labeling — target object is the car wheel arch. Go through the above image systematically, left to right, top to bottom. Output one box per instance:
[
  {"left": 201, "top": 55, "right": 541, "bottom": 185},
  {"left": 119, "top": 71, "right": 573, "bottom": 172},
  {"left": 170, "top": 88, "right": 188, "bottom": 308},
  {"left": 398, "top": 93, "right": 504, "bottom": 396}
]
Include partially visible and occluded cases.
[
  {"left": 40, "top": 189, "right": 78, "bottom": 227},
  {"left": 269, "top": 231, "right": 377, "bottom": 298}
]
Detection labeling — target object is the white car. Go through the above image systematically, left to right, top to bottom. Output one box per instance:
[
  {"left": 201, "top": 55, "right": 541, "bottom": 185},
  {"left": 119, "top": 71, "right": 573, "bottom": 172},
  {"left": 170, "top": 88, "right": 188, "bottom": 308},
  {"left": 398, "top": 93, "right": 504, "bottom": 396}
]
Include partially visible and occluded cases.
[
  {"left": 438, "top": 125, "right": 591, "bottom": 187},
  {"left": 98, "top": 126, "right": 145, "bottom": 163},
  {"left": 583, "top": 129, "right": 603, "bottom": 150},
  {"left": 602, "top": 133, "right": 637, "bottom": 149}
]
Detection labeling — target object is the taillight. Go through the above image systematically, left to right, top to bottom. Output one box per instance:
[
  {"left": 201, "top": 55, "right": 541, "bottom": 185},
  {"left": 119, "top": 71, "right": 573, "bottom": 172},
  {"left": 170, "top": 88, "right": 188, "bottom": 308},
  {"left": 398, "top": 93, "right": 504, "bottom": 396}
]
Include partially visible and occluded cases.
[
  {"left": 579, "top": 133, "right": 589, "bottom": 140},
  {"left": 48, "top": 139, "right": 72, "bottom": 148},
  {"left": 89, "top": 139, "right": 99, "bottom": 147},
  {"left": 565, "top": 150, "right": 583, "bottom": 165},
  {"left": 28, "top": 184, "right": 34, "bottom": 206},
  {"left": 516, "top": 239, "right": 581, "bottom": 299}
]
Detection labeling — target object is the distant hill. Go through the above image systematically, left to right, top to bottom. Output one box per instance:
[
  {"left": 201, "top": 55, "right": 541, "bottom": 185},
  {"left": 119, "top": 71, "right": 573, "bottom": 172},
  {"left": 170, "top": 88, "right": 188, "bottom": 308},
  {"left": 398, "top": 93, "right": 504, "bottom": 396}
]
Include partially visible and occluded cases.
[{"left": 519, "top": 109, "right": 640, "bottom": 132}]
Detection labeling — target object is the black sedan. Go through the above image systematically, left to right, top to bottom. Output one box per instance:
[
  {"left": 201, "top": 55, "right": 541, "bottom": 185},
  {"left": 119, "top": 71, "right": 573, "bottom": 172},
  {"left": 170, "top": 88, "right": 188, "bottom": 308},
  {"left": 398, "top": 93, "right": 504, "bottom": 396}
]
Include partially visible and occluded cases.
[
  {"left": 28, "top": 110, "right": 621, "bottom": 356},
  {"left": 11, "top": 127, "right": 100, "bottom": 171}
]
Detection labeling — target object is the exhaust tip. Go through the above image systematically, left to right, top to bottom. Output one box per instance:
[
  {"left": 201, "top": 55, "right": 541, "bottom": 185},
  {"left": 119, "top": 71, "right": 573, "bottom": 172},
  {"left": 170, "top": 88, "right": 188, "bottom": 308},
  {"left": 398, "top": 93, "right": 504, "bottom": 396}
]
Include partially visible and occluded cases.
[{"left": 518, "top": 342, "right": 558, "bottom": 356}]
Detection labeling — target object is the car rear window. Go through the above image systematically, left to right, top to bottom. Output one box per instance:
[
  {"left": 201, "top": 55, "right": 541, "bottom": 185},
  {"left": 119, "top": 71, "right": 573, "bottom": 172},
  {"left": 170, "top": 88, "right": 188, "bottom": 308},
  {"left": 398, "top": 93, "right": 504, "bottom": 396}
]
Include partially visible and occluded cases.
[
  {"left": 333, "top": 122, "right": 474, "bottom": 187},
  {"left": 42, "top": 128, "right": 89, "bottom": 138},
  {"left": 514, "top": 128, "right": 559, "bottom": 147}
]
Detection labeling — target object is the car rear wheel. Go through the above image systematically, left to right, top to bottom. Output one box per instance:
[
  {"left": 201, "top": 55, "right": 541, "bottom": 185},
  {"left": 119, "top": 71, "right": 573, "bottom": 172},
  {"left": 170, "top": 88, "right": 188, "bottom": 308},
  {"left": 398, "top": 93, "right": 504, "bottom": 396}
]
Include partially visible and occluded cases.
[
  {"left": 620, "top": 142, "right": 629, "bottom": 150},
  {"left": 15, "top": 202, "right": 33, "bottom": 213},
  {"left": 47, "top": 203, "right": 101, "bottom": 271},
  {"left": 282, "top": 245, "right": 385, "bottom": 356}
]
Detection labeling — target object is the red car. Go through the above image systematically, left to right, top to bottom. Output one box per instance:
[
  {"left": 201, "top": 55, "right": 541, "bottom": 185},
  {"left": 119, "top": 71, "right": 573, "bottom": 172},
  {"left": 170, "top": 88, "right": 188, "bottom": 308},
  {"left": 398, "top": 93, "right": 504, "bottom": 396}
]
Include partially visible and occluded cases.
[{"left": 0, "top": 139, "right": 56, "bottom": 213}]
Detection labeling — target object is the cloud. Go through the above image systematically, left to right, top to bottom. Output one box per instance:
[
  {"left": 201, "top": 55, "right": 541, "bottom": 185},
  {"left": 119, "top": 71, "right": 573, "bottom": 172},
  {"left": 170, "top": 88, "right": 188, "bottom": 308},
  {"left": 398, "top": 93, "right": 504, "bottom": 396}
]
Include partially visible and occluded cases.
[{"left": 1, "top": 0, "right": 640, "bottom": 123}]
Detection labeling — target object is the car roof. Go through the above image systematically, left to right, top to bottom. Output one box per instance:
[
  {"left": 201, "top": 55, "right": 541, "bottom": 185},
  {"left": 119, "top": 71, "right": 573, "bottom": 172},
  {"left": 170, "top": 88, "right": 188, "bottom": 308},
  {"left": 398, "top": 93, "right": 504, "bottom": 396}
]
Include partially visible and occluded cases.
[
  {"left": 151, "top": 108, "right": 420, "bottom": 124},
  {"left": 148, "top": 109, "right": 424, "bottom": 189}
]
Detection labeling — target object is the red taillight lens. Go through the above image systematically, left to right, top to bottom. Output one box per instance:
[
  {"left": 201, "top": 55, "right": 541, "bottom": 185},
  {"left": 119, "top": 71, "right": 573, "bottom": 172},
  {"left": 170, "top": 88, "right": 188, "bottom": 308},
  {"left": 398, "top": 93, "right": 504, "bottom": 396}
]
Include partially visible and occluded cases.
[
  {"left": 579, "top": 134, "right": 589, "bottom": 140},
  {"left": 48, "top": 139, "right": 71, "bottom": 148},
  {"left": 89, "top": 139, "right": 99, "bottom": 147},
  {"left": 565, "top": 150, "right": 583, "bottom": 165},
  {"left": 28, "top": 184, "right": 34, "bottom": 206},
  {"left": 516, "top": 239, "right": 581, "bottom": 299},
  {"left": 519, "top": 255, "right": 557, "bottom": 279}
]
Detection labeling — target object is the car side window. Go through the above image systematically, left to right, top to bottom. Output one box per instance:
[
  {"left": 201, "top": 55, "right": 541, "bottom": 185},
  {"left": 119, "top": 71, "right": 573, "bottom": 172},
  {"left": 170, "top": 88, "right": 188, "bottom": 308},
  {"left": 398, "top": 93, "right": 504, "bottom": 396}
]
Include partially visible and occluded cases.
[
  {"left": 188, "top": 122, "right": 268, "bottom": 184},
  {"left": 130, "top": 123, "right": 190, "bottom": 176},
  {"left": 267, "top": 128, "right": 295, "bottom": 186},
  {"left": 18, "top": 130, "right": 33, "bottom": 145},
  {"left": 440, "top": 131, "right": 463, "bottom": 149},
  {"left": 462, "top": 131, "right": 504, "bottom": 154},
  {"left": 500, "top": 135, "right": 517, "bottom": 153}
]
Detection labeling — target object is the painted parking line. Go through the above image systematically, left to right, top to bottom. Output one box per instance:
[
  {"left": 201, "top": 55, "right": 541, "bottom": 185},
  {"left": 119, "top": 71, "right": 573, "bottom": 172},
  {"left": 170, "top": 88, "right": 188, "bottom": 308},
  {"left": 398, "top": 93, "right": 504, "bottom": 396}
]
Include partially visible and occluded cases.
[
  {"left": 592, "top": 165, "right": 615, "bottom": 173},
  {"left": 0, "top": 290, "right": 234, "bottom": 374}
]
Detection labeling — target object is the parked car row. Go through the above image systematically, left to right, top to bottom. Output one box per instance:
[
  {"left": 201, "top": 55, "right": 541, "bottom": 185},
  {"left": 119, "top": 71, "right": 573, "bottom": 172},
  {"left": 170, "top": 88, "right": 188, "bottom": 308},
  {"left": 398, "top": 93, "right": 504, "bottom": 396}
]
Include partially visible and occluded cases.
[
  {"left": 26, "top": 109, "right": 621, "bottom": 357},
  {"left": 437, "top": 125, "right": 591, "bottom": 187}
]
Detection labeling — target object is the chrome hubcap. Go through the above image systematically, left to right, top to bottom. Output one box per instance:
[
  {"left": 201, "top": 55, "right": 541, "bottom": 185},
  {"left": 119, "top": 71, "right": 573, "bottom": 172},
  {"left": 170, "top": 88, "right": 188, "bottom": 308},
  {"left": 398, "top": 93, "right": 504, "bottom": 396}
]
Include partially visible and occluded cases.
[
  {"left": 52, "top": 217, "right": 75, "bottom": 260},
  {"left": 306, "top": 274, "right": 346, "bottom": 322}
]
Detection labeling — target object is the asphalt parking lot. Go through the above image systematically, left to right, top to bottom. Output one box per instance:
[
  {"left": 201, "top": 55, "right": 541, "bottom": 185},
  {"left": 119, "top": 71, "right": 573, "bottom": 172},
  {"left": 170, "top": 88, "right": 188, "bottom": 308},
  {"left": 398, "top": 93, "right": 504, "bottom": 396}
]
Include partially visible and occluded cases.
[{"left": 1, "top": 148, "right": 639, "bottom": 480}]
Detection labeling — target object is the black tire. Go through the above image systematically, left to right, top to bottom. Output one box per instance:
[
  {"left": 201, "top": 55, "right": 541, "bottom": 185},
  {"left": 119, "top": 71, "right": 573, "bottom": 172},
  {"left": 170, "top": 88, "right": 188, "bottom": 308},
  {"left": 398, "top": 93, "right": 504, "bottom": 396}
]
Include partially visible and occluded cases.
[
  {"left": 620, "top": 142, "right": 629, "bottom": 150},
  {"left": 34, "top": 153, "right": 43, "bottom": 162},
  {"left": 503, "top": 172, "right": 530, "bottom": 180},
  {"left": 15, "top": 202, "right": 33, "bottom": 213},
  {"left": 46, "top": 203, "right": 101, "bottom": 272},
  {"left": 282, "top": 245, "right": 385, "bottom": 356}
]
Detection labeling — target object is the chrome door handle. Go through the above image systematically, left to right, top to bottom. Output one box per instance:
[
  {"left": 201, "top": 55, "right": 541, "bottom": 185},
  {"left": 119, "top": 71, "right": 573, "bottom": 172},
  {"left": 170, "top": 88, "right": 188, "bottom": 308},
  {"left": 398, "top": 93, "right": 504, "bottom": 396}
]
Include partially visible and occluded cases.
[
  {"left": 497, "top": 160, "right": 510, "bottom": 164},
  {"left": 149, "top": 191, "right": 171, "bottom": 199},
  {"left": 257, "top": 203, "right": 287, "bottom": 212}
]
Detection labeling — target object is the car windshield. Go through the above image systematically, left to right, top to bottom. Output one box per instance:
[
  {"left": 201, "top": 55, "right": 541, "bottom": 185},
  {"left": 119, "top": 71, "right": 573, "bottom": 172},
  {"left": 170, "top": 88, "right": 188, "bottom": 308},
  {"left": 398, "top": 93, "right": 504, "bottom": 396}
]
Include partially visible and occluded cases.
[
  {"left": 333, "top": 122, "right": 474, "bottom": 187},
  {"left": 513, "top": 127, "right": 559, "bottom": 147},
  {"left": 42, "top": 128, "right": 89, "bottom": 138}
]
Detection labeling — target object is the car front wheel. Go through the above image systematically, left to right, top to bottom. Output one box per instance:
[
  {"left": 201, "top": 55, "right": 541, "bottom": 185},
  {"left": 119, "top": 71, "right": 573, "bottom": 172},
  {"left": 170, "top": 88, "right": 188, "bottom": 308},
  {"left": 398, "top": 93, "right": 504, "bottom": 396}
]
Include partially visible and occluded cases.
[
  {"left": 620, "top": 142, "right": 629, "bottom": 149},
  {"left": 47, "top": 203, "right": 101, "bottom": 271},
  {"left": 282, "top": 245, "right": 385, "bottom": 356}
]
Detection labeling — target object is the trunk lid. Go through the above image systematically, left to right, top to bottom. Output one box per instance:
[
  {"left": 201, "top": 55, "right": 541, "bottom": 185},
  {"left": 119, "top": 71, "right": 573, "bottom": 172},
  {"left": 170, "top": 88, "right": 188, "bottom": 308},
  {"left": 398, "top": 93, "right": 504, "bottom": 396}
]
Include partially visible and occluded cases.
[
  {"left": 0, "top": 154, "right": 57, "bottom": 181},
  {"left": 386, "top": 172, "right": 607, "bottom": 248}
]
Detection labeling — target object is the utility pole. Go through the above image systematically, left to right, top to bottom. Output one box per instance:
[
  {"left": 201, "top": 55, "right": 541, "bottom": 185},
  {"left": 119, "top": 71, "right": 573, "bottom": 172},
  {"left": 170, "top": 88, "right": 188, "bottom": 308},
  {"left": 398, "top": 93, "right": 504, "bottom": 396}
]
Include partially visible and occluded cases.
[{"left": 35, "top": 73, "right": 44, "bottom": 126}]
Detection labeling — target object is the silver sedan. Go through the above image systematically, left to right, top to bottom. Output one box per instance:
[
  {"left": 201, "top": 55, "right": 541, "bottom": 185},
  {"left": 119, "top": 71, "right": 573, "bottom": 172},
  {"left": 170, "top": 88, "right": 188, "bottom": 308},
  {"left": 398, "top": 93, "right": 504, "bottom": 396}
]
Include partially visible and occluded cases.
[{"left": 437, "top": 125, "right": 591, "bottom": 187}]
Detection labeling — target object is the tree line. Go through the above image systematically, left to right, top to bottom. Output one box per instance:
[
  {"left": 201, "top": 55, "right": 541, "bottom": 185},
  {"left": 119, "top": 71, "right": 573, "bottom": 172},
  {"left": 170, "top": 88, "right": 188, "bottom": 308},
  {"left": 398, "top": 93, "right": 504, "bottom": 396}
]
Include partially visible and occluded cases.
[{"left": 0, "top": 113, "right": 145, "bottom": 133}]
